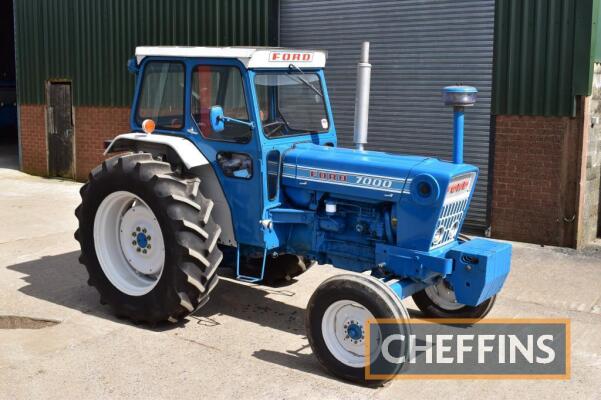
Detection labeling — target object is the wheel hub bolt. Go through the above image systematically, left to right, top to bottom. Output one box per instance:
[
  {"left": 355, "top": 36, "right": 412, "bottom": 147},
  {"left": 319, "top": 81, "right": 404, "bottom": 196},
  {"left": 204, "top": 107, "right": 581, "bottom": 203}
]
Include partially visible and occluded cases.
[
  {"left": 136, "top": 227, "right": 141, "bottom": 232},
  {"left": 131, "top": 240, "right": 137, "bottom": 246},
  {"left": 136, "top": 247, "right": 141, "bottom": 252},
  {"left": 142, "top": 249, "right": 147, "bottom": 254}
]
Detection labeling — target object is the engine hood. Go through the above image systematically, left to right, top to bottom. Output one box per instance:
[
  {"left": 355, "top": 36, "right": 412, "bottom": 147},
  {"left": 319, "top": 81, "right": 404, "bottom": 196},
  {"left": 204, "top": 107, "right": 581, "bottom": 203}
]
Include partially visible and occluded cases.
[
  {"left": 281, "top": 143, "right": 478, "bottom": 203},
  {"left": 282, "top": 143, "right": 429, "bottom": 202}
]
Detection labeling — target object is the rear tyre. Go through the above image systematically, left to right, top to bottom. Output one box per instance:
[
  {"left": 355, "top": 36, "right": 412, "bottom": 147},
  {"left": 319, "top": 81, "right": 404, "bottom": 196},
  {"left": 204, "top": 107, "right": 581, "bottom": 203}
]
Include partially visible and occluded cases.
[
  {"left": 75, "top": 153, "right": 222, "bottom": 324},
  {"left": 262, "top": 254, "right": 311, "bottom": 285},
  {"left": 306, "top": 273, "right": 410, "bottom": 385},
  {"left": 412, "top": 279, "right": 496, "bottom": 320}
]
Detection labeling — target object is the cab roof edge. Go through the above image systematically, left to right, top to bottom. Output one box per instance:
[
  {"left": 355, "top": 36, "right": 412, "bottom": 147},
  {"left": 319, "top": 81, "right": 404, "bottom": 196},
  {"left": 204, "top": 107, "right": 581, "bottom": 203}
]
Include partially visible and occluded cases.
[{"left": 134, "top": 46, "right": 328, "bottom": 69}]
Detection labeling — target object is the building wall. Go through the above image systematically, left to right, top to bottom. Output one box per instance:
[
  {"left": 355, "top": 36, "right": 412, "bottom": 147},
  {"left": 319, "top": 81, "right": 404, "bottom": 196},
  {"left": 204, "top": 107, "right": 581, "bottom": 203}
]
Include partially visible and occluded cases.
[
  {"left": 14, "top": 0, "right": 276, "bottom": 181},
  {"left": 14, "top": 0, "right": 278, "bottom": 106},
  {"left": 490, "top": 0, "right": 600, "bottom": 248},
  {"left": 493, "top": 0, "right": 597, "bottom": 116},
  {"left": 587, "top": 64, "right": 601, "bottom": 238},
  {"left": 19, "top": 105, "right": 130, "bottom": 180},
  {"left": 19, "top": 105, "right": 47, "bottom": 175},
  {"left": 73, "top": 107, "right": 130, "bottom": 181},
  {"left": 491, "top": 113, "right": 581, "bottom": 246}
]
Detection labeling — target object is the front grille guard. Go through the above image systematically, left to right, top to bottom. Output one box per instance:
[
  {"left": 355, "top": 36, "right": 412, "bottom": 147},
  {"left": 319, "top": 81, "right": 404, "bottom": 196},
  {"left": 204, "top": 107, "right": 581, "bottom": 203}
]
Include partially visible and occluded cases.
[
  {"left": 430, "top": 172, "right": 476, "bottom": 250},
  {"left": 431, "top": 197, "right": 469, "bottom": 249}
]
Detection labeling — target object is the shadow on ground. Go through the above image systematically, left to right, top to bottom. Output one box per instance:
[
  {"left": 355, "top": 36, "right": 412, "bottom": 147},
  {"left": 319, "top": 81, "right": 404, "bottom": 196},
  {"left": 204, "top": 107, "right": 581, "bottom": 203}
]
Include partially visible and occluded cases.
[
  {"left": 7, "top": 250, "right": 420, "bottom": 383},
  {"left": 5, "top": 251, "right": 333, "bottom": 378},
  {"left": 6, "top": 252, "right": 341, "bottom": 335}
]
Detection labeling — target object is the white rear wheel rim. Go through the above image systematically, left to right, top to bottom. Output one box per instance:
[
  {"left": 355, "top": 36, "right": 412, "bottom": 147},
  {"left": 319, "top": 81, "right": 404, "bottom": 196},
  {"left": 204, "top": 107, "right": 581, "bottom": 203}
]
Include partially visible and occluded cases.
[
  {"left": 93, "top": 191, "right": 166, "bottom": 296},
  {"left": 424, "top": 280, "right": 464, "bottom": 311},
  {"left": 321, "top": 300, "right": 380, "bottom": 368}
]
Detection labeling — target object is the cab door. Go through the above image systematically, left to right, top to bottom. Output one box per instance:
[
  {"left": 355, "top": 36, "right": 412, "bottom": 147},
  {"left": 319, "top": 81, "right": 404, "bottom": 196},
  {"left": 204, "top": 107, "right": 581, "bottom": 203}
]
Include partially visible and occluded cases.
[{"left": 185, "top": 61, "right": 265, "bottom": 248}]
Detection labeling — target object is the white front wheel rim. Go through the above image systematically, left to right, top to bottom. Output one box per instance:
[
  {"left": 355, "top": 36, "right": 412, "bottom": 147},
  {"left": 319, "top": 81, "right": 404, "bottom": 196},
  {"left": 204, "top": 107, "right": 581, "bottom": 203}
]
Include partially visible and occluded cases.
[
  {"left": 93, "top": 191, "right": 166, "bottom": 296},
  {"left": 424, "top": 280, "right": 465, "bottom": 311},
  {"left": 321, "top": 300, "right": 380, "bottom": 368}
]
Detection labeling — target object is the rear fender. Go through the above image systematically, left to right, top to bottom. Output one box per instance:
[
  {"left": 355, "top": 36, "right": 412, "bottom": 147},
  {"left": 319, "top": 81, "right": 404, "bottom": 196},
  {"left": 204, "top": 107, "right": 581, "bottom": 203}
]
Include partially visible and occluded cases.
[
  {"left": 104, "top": 133, "right": 236, "bottom": 246},
  {"left": 105, "top": 133, "right": 209, "bottom": 169}
]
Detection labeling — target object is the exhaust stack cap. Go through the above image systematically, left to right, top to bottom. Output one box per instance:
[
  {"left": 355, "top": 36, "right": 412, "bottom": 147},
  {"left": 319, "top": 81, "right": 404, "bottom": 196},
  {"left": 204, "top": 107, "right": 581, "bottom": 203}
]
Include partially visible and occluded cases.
[{"left": 353, "top": 42, "right": 372, "bottom": 151}]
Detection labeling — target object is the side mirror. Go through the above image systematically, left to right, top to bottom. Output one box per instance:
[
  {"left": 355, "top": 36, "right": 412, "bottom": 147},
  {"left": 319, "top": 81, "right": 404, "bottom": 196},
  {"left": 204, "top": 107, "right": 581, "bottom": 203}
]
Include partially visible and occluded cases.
[
  {"left": 127, "top": 57, "right": 139, "bottom": 74},
  {"left": 210, "top": 105, "right": 225, "bottom": 132}
]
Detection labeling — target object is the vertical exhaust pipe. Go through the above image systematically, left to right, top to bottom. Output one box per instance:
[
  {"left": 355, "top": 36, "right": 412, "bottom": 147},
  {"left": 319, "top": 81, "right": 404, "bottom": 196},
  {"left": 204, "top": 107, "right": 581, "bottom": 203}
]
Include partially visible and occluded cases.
[
  {"left": 353, "top": 42, "right": 372, "bottom": 151},
  {"left": 442, "top": 85, "right": 478, "bottom": 164}
]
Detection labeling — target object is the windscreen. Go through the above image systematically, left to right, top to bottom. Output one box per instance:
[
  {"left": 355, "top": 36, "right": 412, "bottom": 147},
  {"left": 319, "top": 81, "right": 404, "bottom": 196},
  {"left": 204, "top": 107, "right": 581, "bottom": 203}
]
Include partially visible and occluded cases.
[{"left": 254, "top": 72, "right": 329, "bottom": 138}]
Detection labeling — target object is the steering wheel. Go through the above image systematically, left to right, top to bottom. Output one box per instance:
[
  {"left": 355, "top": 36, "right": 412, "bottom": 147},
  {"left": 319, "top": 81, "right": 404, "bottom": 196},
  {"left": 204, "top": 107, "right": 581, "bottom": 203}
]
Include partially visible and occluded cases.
[{"left": 262, "top": 120, "right": 286, "bottom": 137}]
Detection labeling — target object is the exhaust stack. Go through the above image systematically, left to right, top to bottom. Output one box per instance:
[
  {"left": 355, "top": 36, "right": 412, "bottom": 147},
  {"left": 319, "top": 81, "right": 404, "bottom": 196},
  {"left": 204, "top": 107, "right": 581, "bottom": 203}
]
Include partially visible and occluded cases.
[{"left": 353, "top": 42, "right": 372, "bottom": 151}]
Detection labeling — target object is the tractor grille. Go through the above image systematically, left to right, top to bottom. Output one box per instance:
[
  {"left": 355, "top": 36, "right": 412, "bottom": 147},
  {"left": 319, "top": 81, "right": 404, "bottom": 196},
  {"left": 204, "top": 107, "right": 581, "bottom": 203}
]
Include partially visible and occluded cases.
[
  {"left": 430, "top": 172, "right": 475, "bottom": 249},
  {"left": 432, "top": 197, "right": 470, "bottom": 249}
]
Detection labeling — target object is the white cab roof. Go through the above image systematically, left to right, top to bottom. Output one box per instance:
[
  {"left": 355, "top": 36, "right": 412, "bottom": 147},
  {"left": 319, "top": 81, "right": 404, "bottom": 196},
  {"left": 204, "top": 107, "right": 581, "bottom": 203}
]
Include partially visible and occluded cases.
[{"left": 135, "top": 46, "right": 327, "bottom": 69}]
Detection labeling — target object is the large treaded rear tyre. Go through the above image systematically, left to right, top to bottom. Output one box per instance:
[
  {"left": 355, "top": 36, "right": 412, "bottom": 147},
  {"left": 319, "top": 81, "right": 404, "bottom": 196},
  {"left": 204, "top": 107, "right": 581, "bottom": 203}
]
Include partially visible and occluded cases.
[{"left": 75, "top": 153, "right": 222, "bottom": 324}]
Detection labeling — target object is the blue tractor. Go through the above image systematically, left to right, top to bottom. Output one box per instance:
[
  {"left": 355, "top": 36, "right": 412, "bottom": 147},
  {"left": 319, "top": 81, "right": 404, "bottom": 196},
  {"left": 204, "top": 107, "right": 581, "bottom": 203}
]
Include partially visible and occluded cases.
[{"left": 75, "top": 44, "right": 511, "bottom": 383}]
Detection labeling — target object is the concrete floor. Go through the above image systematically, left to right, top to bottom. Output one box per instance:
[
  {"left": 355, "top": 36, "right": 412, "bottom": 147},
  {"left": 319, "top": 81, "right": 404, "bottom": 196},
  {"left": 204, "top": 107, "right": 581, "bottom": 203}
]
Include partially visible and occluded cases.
[{"left": 1, "top": 164, "right": 601, "bottom": 399}]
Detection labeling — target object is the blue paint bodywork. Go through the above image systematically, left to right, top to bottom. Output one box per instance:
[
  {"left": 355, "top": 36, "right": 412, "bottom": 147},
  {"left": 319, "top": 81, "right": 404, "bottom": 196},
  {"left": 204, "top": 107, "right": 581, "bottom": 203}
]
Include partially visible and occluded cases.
[
  {"left": 126, "top": 56, "right": 511, "bottom": 307},
  {"left": 446, "top": 238, "right": 512, "bottom": 305}
]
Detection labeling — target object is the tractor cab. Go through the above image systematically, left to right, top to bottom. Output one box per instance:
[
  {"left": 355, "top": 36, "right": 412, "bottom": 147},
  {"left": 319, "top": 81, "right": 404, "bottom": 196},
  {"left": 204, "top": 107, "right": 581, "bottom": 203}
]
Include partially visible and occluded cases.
[{"left": 125, "top": 47, "right": 337, "bottom": 252}]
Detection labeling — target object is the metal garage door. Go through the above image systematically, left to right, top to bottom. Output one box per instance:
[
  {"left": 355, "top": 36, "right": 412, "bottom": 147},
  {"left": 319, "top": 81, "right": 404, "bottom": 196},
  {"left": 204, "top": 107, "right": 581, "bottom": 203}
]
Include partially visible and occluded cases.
[{"left": 279, "top": 0, "right": 495, "bottom": 230}]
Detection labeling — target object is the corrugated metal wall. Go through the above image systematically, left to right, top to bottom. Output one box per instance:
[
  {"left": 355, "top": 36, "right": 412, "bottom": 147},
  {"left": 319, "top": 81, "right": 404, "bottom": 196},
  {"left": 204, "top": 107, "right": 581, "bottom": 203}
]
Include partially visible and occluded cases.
[
  {"left": 13, "top": 0, "right": 277, "bottom": 106},
  {"left": 279, "top": 0, "right": 495, "bottom": 230},
  {"left": 493, "top": 0, "right": 598, "bottom": 116}
]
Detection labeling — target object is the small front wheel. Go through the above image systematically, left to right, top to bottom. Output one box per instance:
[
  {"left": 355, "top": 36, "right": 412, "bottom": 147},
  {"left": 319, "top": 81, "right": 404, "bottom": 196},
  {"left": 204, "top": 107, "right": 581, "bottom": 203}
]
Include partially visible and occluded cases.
[
  {"left": 306, "top": 273, "right": 410, "bottom": 385},
  {"left": 412, "top": 279, "right": 496, "bottom": 320}
]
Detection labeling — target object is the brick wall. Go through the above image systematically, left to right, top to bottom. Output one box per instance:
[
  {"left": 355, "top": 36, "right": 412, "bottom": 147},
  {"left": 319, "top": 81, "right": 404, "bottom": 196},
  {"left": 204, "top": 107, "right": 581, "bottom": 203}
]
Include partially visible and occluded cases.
[
  {"left": 19, "top": 104, "right": 47, "bottom": 175},
  {"left": 19, "top": 105, "right": 130, "bottom": 181},
  {"left": 73, "top": 106, "right": 130, "bottom": 181},
  {"left": 492, "top": 114, "right": 580, "bottom": 246}
]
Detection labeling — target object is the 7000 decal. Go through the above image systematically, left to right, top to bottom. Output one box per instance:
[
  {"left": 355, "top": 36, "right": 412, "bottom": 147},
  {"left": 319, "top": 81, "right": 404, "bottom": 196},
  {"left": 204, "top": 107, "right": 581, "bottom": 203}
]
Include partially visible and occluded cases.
[
  {"left": 307, "top": 169, "right": 397, "bottom": 190},
  {"left": 355, "top": 176, "right": 393, "bottom": 188}
]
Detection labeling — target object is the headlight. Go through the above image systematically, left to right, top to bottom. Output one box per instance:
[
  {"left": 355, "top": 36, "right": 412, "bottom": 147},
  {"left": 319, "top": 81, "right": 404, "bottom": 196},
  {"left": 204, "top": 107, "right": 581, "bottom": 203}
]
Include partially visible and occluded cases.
[
  {"left": 410, "top": 174, "right": 440, "bottom": 205},
  {"left": 448, "top": 220, "right": 460, "bottom": 240},
  {"left": 432, "top": 226, "right": 445, "bottom": 245}
]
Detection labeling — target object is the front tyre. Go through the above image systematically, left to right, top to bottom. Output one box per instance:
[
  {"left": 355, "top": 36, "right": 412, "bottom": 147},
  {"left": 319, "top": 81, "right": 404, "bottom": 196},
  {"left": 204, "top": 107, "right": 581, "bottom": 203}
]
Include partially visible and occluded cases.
[
  {"left": 75, "top": 153, "right": 222, "bottom": 324},
  {"left": 306, "top": 273, "right": 410, "bottom": 385},
  {"left": 412, "top": 279, "right": 496, "bottom": 320}
]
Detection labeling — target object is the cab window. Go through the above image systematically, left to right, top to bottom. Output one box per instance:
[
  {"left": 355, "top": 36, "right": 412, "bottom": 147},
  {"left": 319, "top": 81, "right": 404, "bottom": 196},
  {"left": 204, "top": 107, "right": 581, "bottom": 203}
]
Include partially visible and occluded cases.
[
  {"left": 136, "top": 62, "right": 185, "bottom": 130},
  {"left": 191, "top": 65, "right": 252, "bottom": 143},
  {"left": 254, "top": 72, "right": 329, "bottom": 138}
]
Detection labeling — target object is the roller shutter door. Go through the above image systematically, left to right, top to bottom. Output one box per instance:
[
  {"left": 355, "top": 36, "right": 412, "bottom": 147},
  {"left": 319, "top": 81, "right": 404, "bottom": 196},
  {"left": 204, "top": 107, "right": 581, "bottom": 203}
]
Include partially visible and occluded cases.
[{"left": 279, "top": 0, "right": 495, "bottom": 230}]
